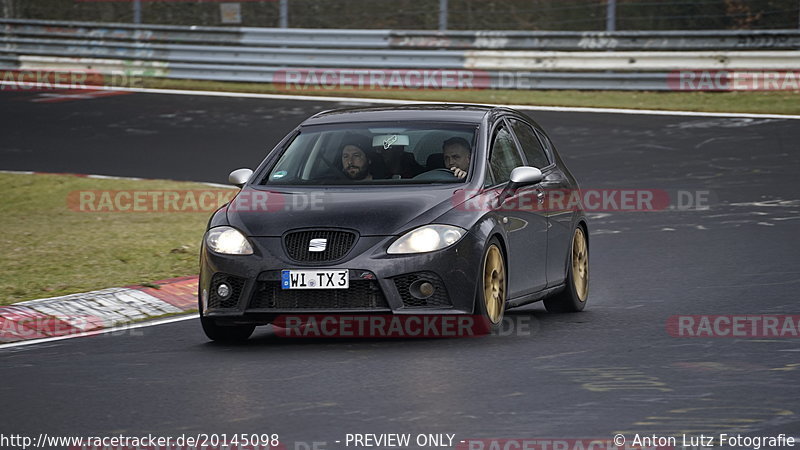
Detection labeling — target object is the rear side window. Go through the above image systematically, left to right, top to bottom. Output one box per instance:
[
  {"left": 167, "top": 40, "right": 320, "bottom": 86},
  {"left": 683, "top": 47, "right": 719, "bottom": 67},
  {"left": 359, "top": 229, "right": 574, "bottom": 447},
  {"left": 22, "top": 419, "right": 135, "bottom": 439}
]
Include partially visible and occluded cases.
[
  {"left": 509, "top": 119, "right": 550, "bottom": 169},
  {"left": 489, "top": 124, "right": 524, "bottom": 184}
]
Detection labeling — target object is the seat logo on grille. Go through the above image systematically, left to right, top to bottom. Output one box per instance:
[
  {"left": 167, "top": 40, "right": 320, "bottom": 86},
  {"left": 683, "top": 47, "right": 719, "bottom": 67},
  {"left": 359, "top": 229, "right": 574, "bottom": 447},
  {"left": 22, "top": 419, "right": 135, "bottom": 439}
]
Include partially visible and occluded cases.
[{"left": 308, "top": 238, "right": 327, "bottom": 252}]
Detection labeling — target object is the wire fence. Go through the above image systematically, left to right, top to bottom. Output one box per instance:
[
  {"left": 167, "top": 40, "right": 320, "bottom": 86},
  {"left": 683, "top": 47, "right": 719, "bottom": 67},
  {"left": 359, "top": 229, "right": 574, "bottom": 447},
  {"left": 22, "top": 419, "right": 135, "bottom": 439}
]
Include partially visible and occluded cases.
[{"left": 3, "top": 0, "right": 800, "bottom": 30}]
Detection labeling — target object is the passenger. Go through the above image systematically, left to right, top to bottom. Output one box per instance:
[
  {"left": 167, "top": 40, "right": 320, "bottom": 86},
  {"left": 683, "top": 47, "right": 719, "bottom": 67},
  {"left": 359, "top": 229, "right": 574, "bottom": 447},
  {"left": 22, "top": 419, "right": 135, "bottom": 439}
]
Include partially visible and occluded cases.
[
  {"left": 340, "top": 136, "right": 374, "bottom": 181},
  {"left": 442, "top": 137, "right": 472, "bottom": 179}
]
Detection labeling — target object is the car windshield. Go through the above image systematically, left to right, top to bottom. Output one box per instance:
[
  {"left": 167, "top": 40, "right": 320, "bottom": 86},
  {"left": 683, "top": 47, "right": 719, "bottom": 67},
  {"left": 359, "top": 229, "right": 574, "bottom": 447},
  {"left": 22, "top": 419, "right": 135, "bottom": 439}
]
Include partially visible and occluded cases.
[{"left": 262, "top": 122, "right": 478, "bottom": 185}]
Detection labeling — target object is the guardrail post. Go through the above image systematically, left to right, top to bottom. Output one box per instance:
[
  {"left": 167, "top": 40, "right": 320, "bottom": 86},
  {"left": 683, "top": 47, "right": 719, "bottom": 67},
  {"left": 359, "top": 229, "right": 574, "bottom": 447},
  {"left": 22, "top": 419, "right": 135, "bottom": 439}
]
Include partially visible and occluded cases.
[
  {"left": 133, "top": 0, "right": 142, "bottom": 24},
  {"left": 279, "top": 0, "right": 288, "bottom": 28},
  {"left": 439, "top": 0, "right": 448, "bottom": 31},
  {"left": 606, "top": 0, "right": 616, "bottom": 32}
]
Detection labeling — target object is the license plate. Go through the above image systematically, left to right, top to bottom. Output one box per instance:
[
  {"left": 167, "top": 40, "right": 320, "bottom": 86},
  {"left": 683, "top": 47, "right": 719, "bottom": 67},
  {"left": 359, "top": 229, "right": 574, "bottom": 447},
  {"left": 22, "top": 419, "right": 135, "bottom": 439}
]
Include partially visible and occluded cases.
[{"left": 281, "top": 269, "right": 349, "bottom": 289}]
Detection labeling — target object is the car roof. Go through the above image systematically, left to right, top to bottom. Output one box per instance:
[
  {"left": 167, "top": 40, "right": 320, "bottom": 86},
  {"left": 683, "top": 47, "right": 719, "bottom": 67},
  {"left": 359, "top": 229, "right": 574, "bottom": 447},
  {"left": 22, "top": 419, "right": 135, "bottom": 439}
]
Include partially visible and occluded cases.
[{"left": 301, "top": 104, "right": 496, "bottom": 126}]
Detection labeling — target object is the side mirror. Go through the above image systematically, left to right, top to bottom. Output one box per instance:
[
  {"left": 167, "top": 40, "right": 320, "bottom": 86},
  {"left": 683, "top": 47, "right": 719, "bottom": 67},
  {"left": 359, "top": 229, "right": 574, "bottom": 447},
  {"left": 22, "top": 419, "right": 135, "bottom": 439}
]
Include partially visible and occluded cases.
[
  {"left": 497, "top": 166, "right": 543, "bottom": 206},
  {"left": 509, "top": 166, "right": 543, "bottom": 187},
  {"left": 228, "top": 168, "right": 253, "bottom": 188}
]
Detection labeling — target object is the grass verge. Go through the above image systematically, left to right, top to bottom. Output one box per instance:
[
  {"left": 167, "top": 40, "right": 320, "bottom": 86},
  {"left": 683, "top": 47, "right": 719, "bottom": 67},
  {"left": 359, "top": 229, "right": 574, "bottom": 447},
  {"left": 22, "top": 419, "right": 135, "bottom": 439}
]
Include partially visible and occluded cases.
[
  {"left": 143, "top": 77, "right": 800, "bottom": 115},
  {"left": 0, "top": 172, "right": 227, "bottom": 306}
]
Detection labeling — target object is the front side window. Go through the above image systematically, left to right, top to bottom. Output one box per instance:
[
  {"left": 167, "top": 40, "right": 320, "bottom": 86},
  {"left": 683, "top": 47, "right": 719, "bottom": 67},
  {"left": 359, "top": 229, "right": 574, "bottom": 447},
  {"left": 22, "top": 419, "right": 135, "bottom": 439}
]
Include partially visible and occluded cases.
[
  {"left": 509, "top": 119, "right": 550, "bottom": 169},
  {"left": 262, "top": 122, "right": 477, "bottom": 185},
  {"left": 488, "top": 124, "right": 523, "bottom": 184}
]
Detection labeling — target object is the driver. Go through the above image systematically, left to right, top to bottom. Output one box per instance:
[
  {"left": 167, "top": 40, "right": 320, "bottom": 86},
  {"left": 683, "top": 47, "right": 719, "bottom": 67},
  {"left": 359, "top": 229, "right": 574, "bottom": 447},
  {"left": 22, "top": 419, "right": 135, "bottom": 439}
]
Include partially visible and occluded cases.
[
  {"left": 340, "top": 136, "right": 374, "bottom": 181},
  {"left": 442, "top": 137, "right": 472, "bottom": 179}
]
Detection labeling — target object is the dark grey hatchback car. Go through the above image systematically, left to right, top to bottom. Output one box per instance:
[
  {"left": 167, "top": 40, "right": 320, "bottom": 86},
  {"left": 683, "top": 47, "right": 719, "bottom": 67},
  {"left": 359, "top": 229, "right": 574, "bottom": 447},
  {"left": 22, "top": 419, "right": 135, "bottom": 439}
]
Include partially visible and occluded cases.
[{"left": 199, "top": 104, "right": 589, "bottom": 341}]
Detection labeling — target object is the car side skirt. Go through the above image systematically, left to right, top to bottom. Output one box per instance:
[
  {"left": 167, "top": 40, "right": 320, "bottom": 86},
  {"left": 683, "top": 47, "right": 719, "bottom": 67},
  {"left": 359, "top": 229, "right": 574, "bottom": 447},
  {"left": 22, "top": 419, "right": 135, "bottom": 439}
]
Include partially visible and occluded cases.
[{"left": 505, "top": 283, "right": 565, "bottom": 309}]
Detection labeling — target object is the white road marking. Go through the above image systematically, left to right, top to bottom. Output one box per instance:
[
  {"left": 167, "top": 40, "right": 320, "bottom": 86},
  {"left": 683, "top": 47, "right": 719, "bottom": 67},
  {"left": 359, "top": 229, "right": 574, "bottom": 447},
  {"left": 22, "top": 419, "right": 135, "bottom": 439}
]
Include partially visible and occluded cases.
[
  {"left": 1, "top": 80, "right": 799, "bottom": 120},
  {"left": 28, "top": 89, "right": 130, "bottom": 103},
  {"left": 31, "top": 92, "right": 99, "bottom": 102},
  {"left": 0, "top": 314, "right": 197, "bottom": 350}
]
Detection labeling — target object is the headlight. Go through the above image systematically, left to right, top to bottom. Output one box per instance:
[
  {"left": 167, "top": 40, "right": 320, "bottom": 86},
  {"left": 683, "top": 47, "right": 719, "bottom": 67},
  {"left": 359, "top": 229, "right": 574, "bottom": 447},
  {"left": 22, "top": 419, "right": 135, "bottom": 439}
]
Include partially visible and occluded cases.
[
  {"left": 387, "top": 225, "right": 466, "bottom": 254},
  {"left": 205, "top": 226, "right": 254, "bottom": 255}
]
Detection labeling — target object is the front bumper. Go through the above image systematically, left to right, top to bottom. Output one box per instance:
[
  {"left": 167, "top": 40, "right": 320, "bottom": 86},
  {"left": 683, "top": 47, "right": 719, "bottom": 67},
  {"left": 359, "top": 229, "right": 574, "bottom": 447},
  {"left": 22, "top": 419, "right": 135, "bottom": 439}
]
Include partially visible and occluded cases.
[{"left": 200, "top": 232, "right": 484, "bottom": 324}]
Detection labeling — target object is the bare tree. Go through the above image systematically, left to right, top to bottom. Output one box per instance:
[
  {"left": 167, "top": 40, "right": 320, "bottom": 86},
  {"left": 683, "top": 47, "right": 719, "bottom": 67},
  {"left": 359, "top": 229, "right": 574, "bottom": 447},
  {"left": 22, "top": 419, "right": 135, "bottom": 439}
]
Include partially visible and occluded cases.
[
  {"left": 2, "top": 0, "right": 14, "bottom": 19},
  {"left": 724, "top": 0, "right": 762, "bottom": 29}
]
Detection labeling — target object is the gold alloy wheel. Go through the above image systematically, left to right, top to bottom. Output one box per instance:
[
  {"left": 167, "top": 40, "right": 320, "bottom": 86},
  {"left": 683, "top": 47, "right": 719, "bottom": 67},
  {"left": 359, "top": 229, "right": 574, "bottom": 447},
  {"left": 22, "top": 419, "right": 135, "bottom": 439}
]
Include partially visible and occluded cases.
[
  {"left": 572, "top": 228, "right": 589, "bottom": 302},
  {"left": 483, "top": 244, "right": 505, "bottom": 324}
]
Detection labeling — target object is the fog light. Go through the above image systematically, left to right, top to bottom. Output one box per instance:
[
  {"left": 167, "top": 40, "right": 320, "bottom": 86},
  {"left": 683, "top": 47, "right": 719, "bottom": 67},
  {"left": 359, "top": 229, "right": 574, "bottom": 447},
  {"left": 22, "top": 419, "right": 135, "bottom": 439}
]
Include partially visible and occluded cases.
[
  {"left": 409, "top": 280, "right": 435, "bottom": 299},
  {"left": 419, "top": 282, "right": 434, "bottom": 297},
  {"left": 216, "top": 283, "right": 231, "bottom": 299}
]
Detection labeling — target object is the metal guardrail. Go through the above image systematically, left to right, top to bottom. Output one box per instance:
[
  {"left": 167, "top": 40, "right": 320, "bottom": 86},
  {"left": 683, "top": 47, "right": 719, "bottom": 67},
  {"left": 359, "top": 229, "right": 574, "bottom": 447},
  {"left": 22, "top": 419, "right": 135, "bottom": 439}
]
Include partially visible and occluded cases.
[
  {"left": 2, "top": 19, "right": 799, "bottom": 91},
  {"left": 388, "top": 29, "right": 800, "bottom": 51},
  {"left": 1, "top": 37, "right": 466, "bottom": 69},
  {"left": 465, "top": 51, "right": 800, "bottom": 71},
  {"left": 9, "top": 55, "right": 672, "bottom": 91}
]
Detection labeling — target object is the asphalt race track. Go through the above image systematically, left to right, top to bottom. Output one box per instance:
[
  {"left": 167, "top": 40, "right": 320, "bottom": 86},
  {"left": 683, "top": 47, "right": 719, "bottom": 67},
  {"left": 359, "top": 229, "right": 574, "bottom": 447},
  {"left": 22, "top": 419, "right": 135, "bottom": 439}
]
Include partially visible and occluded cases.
[{"left": 1, "top": 89, "right": 799, "bottom": 448}]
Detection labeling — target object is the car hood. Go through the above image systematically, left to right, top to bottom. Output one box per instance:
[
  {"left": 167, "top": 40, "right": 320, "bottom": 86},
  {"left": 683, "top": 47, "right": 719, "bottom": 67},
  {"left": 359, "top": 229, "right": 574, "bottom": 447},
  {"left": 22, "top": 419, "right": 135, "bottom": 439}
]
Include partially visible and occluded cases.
[{"left": 226, "top": 186, "right": 463, "bottom": 237}]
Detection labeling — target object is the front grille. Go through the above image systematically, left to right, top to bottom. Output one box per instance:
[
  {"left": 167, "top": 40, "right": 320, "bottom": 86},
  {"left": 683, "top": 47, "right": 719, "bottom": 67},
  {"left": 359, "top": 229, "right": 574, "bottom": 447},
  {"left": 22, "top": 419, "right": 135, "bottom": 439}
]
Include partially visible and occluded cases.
[
  {"left": 284, "top": 229, "right": 357, "bottom": 263},
  {"left": 393, "top": 272, "right": 452, "bottom": 309},
  {"left": 208, "top": 273, "right": 246, "bottom": 309},
  {"left": 249, "top": 280, "right": 389, "bottom": 310}
]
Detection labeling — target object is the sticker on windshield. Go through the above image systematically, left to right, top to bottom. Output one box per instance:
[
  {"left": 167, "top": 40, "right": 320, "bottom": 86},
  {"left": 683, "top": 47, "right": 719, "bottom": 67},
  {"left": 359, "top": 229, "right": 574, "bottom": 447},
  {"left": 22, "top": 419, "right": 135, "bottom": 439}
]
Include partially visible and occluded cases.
[
  {"left": 383, "top": 135, "right": 398, "bottom": 149},
  {"left": 273, "top": 171, "right": 287, "bottom": 179}
]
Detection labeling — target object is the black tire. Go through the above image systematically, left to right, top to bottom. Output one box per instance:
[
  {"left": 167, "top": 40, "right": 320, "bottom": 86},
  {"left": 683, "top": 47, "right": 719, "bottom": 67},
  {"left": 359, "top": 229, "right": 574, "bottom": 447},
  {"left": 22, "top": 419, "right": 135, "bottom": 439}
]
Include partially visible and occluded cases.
[
  {"left": 544, "top": 226, "right": 589, "bottom": 313},
  {"left": 475, "top": 237, "right": 507, "bottom": 332},
  {"left": 200, "top": 315, "right": 255, "bottom": 343}
]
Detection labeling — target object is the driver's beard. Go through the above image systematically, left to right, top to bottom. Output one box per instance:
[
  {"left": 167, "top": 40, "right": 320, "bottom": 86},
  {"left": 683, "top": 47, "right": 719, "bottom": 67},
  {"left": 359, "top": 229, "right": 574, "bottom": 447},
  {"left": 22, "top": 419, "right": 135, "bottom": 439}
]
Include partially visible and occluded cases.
[{"left": 347, "top": 166, "right": 369, "bottom": 180}]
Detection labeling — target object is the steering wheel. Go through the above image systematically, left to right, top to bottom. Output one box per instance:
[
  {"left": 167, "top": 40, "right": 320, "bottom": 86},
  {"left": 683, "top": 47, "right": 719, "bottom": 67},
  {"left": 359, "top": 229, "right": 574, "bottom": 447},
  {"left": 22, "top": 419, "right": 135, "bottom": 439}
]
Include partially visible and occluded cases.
[{"left": 413, "top": 168, "right": 459, "bottom": 181}]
